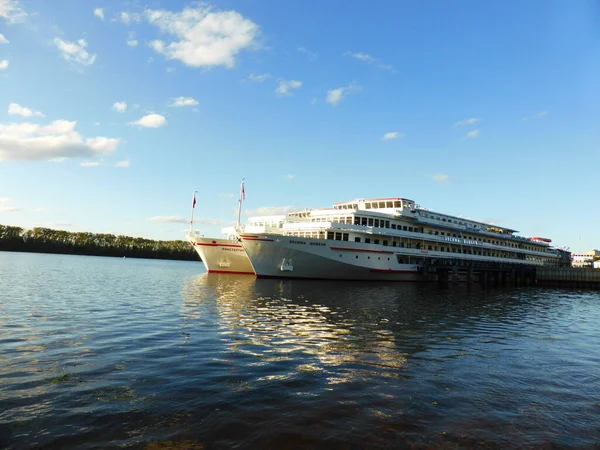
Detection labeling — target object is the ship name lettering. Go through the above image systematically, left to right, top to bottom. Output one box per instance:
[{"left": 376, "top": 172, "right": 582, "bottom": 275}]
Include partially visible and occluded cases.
[
  {"left": 289, "top": 240, "right": 306, "bottom": 245},
  {"left": 310, "top": 242, "right": 326, "bottom": 247}
]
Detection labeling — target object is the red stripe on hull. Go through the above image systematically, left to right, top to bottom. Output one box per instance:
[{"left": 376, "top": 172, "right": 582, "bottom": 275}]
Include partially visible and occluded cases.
[
  {"left": 242, "top": 237, "right": 274, "bottom": 242},
  {"left": 194, "top": 243, "right": 242, "bottom": 248},
  {"left": 330, "top": 247, "right": 394, "bottom": 255},
  {"left": 370, "top": 269, "right": 418, "bottom": 274},
  {"left": 207, "top": 270, "right": 255, "bottom": 275},
  {"left": 255, "top": 274, "right": 416, "bottom": 281}
]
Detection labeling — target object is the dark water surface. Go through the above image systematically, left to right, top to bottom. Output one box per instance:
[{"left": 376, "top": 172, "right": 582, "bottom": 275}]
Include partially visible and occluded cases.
[{"left": 1, "top": 252, "right": 599, "bottom": 449}]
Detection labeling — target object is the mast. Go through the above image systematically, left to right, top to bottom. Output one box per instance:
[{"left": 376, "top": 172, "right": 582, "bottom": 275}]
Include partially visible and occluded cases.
[
  {"left": 236, "top": 178, "right": 245, "bottom": 230},
  {"left": 189, "top": 191, "right": 197, "bottom": 233}
]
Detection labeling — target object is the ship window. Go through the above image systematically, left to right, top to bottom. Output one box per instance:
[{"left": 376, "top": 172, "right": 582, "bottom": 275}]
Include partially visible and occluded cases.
[
  {"left": 386, "top": 201, "right": 393, "bottom": 208},
  {"left": 394, "top": 201, "right": 401, "bottom": 208},
  {"left": 379, "top": 202, "right": 386, "bottom": 208},
  {"left": 365, "top": 203, "right": 372, "bottom": 209},
  {"left": 372, "top": 203, "right": 378, "bottom": 209},
  {"left": 354, "top": 217, "right": 360, "bottom": 225},
  {"left": 361, "top": 218, "right": 367, "bottom": 226},
  {"left": 368, "top": 218, "right": 374, "bottom": 226},
  {"left": 442, "top": 218, "right": 446, "bottom": 222},
  {"left": 374, "top": 219, "right": 380, "bottom": 227},
  {"left": 385, "top": 221, "right": 390, "bottom": 228},
  {"left": 391, "top": 224, "right": 397, "bottom": 229},
  {"left": 403, "top": 226, "right": 407, "bottom": 231},
  {"left": 408, "top": 227, "right": 413, "bottom": 232},
  {"left": 327, "top": 232, "right": 334, "bottom": 240},
  {"left": 335, "top": 232, "right": 342, "bottom": 241},
  {"left": 343, "top": 233, "right": 349, "bottom": 241},
  {"left": 355, "top": 237, "right": 361, "bottom": 243},
  {"left": 365, "top": 238, "right": 371, "bottom": 244},
  {"left": 374, "top": 239, "right": 380, "bottom": 244},
  {"left": 383, "top": 240, "right": 388, "bottom": 246},
  {"left": 392, "top": 242, "right": 397, "bottom": 247},
  {"left": 428, "top": 245, "right": 432, "bottom": 250},
  {"left": 356, "top": 255, "right": 359, "bottom": 259},
  {"left": 367, "top": 256, "right": 371, "bottom": 259},
  {"left": 396, "top": 256, "right": 404, "bottom": 264}
]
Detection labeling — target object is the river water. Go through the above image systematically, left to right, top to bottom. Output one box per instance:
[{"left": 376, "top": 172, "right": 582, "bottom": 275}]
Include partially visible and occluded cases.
[{"left": 1, "top": 251, "right": 599, "bottom": 449}]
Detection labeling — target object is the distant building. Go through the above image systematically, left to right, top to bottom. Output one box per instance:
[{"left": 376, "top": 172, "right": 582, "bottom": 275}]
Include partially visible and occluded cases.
[{"left": 572, "top": 250, "right": 600, "bottom": 268}]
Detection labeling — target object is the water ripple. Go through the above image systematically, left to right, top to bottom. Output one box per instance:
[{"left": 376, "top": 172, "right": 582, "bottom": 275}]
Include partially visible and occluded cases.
[{"left": 1, "top": 252, "right": 600, "bottom": 449}]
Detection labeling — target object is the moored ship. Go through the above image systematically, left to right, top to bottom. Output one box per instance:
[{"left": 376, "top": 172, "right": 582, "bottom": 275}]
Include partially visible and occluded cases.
[
  {"left": 239, "top": 197, "right": 566, "bottom": 281},
  {"left": 189, "top": 216, "right": 285, "bottom": 274}
]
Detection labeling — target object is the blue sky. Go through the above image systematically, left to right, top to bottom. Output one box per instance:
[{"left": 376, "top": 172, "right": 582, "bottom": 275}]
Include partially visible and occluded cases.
[{"left": 0, "top": 0, "right": 599, "bottom": 252}]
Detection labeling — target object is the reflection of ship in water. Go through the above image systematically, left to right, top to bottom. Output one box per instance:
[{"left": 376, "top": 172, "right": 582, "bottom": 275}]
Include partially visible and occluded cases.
[
  {"left": 180, "top": 275, "right": 442, "bottom": 377},
  {"left": 182, "top": 275, "right": 532, "bottom": 380}
]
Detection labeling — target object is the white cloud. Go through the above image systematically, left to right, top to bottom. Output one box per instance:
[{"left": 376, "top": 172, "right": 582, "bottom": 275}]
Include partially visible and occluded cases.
[
  {"left": 0, "top": 0, "right": 26, "bottom": 23},
  {"left": 144, "top": 5, "right": 259, "bottom": 69},
  {"left": 93, "top": 8, "right": 104, "bottom": 20},
  {"left": 116, "top": 11, "right": 140, "bottom": 25},
  {"left": 0, "top": 34, "right": 8, "bottom": 44},
  {"left": 126, "top": 36, "right": 138, "bottom": 47},
  {"left": 53, "top": 38, "right": 96, "bottom": 66},
  {"left": 298, "top": 46, "right": 317, "bottom": 61},
  {"left": 344, "top": 51, "right": 395, "bottom": 72},
  {"left": 345, "top": 51, "right": 377, "bottom": 64},
  {"left": 0, "top": 60, "right": 8, "bottom": 70},
  {"left": 166, "top": 67, "right": 176, "bottom": 73},
  {"left": 245, "top": 73, "right": 270, "bottom": 83},
  {"left": 275, "top": 79, "right": 302, "bottom": 96},
  {"left": 326, "top": 82, "right": 360, "bottom": 106},
  {"left": 168, "top": 96, "right": 198, "bottom": 107},
  {"left": 112, "top": 102, "right": 127, "bottom": 113},
  {"left": 8, "top": 103, "right": 45, "bottom": 118},
  {"left": 523, "top": 111, "right": 548, "bottom": 121},
  {"left": 130, "top": 114, "right": 167, "bottom": 128},
  {"left": 454, "top": 118, "right": 481, "bottom": 127},
  {"left": 0, "top": 120, "right": 119, "bottom": 162},
  {"left": 465, "top": 129, "right": 480, "bottom": 139},
  {"left": 382, "top": 131, "right": 404, "bottom": 140},
  {"left": 115, "top": 160, "right": 130, "bottom": 168},
  {"left": 81, "top": 161, "right": 103, "bottom": 167},
  {"left": 432, "top": 173, "right": 450, "bottom": 183},
  {"left": 284, "top": 174, "right": 295, "bottom": 181},
  {"left": 0, "top": 197, "right": 10, "bottom": 202},
  {"left": 0, "top": 205, "right": 20, "bottom": 212},
  {"left": 244, "top": 206, "right": 295, "bottom": 216},
  {"left": 35, "top": 207, "right": 49, "bottom": 212},
  {"left": 147, "top": 215, "right": 188, "bottom": 224},
  {"left": 195, "top": 218, "right": 223, "bottom": 226},
  {"left": 46, "top": 222, "right": 72, "bottom": 228}
]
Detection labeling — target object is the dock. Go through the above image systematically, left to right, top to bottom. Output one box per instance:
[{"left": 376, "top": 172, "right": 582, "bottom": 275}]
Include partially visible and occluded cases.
[{"left": 422, "top": 260, "right": 600, "bottom": 289}]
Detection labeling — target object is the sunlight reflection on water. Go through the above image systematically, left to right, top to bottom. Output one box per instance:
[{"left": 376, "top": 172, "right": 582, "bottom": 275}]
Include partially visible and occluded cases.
[{"left": 1, "top": 252, "right": 600, "bottom": 449}]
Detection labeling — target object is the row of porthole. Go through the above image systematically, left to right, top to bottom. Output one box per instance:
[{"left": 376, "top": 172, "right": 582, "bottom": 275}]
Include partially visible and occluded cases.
[{"left": 339, "top": 254, "right": 392, "bottom": 261}]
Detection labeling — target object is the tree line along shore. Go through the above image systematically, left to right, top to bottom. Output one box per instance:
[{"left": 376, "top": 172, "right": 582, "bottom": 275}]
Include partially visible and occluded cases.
[{"left": 0, "top": 224, "right": 197, "bottom": 261}]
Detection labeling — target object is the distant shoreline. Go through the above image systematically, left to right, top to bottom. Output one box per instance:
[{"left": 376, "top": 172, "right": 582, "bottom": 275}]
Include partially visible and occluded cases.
[{"left": 0, "top": 224, "right": 198, "bottom": 262}]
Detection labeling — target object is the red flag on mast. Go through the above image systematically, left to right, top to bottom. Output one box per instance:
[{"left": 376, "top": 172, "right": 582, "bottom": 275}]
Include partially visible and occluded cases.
[
  {"left": 241, "top": 181, "right": 245, "bottom": 201},
  {"left": 192, "top": 193, "right": 196, "bottom": 208}
]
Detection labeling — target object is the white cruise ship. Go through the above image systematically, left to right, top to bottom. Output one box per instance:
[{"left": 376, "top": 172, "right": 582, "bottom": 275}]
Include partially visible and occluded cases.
[
  {"left": 238, "top": 197, "right": 567, "bottom": 281},
  {"left": 188, "top": 216, "right": 285, "bottom": 274}
]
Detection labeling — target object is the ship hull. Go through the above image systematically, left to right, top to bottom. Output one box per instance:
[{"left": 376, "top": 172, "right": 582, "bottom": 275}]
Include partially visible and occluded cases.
[
  {"left": 240, "top": 234, "right": 420, "bottom": 281},
  {"left": 189, "top": 236, "right": 254, "bottom": 274}
]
